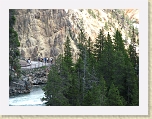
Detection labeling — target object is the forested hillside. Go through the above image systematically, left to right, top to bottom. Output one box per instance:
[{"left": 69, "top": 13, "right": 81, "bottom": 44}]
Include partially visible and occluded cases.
[{"left": 42, "top": 27, "right": 139, "bottom": 106}]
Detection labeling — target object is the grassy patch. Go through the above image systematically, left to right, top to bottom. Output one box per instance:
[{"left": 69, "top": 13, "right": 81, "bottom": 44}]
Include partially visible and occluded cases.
[{"left": 88, "top": 9, "right": 96, "bottom": 19}]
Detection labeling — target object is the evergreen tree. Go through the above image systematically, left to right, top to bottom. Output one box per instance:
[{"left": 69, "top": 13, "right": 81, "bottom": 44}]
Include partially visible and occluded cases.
[
  {"left": 9, "top": 9, "right": 21, "bottom": 79},
  {"left": 43, "top": 27, "right": 139, "bottom": 106},
  {"left": 128, "top": 27, "right": 139, "bottom": 76},
  {"left": 93, "top": 28, "right": 106, "bottom": 61},
  {"left": 76, "top": 29, "right": 88, "bottom": 104},
  {"left": 77, "top": 29, "right": 87, "bottom": 59},
  {"left": 92, "top": 29, "right": 106, "bottom": 81},
  {"left": 113, "top": 29, "right": 126, "bottom": 53},
  {"left": 113, "top": 29, "right": 139, "bottom": 105},
  {"left": 112, "top": 30, "right": 126, "bottom": 86},
  {"left": 100, "top": 32, "right": 114, "bottom": 87},
  {"left": 43, "top": 36, "right": 75, "bottom": 106},
  {"left": 63, "top": 36, "right": 73, "bottom": 70},
  {"left": 61, "top": 37, "right": 76, "bottom": 104},
  {"left": 86, "top": 37, "right": 95, "bottom": 72},
  {"left": 87, "top": 37, "right": 92, "bottom": 58},
  {"left": 112, "top": 51, "right": 126, "bottom": 94},
  {"left": 74, "top": 57, "right": 84, "bottom": 105},
  {"left": 124, "top": 61, "right": 138, "bottom": 105},
  {"left": 42, "top": 65, "right": 69, "bottom": 106},
  {"left": 66, "top": 73, "right": 80, "bottom": 106},
  {"left": 85, "top": 76, "right": 108, "bottom": 106},
  {"left": 99, "top": 76, "right": 108, "bottom": 106},
  {"left": 131, "top": 77, "right": 139, "bottom": 105},
  {"left": 83, "top": 78, "right": 104, "bottom": 106},
  {"left": 107, "top": 82, "right": 123, "bottom": 106},
  {"left": 83, "top": 89, "right": 94, "bottom": 106}
]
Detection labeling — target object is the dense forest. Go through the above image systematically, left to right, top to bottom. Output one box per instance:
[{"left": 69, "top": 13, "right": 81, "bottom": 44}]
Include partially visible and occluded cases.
[{"left": 42, "top": 27, "right": 139, "bottom": 106}]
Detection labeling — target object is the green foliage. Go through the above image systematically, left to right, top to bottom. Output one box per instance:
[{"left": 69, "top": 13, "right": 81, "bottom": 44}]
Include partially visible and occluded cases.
[
  {"left": 9, "top": 9, "right": 21, "bottom": 79},
  {"left": 88, "top": 9, "right": 96, "bottom": 19},
  {"left": 104, "top": 22, "right": 109, "bottom": 30},
  {"left": 43, "top": 26, "right": 139, "bottom": 106},
  {"left": 128, "top": 27, "right": 139, "bottom": 71},
  {"left": 134, "top": 27, "right": 139, "bottom": 36},
  {"left": 93, "top": 29, "right": 106, "bottom": 61},
  {"left": 113, "top": 29, "right": 125, "bottom": 51},
  {"left": 99, "top": 32, "right": 114, "bottom": 87},
  {"left": 63, "top": 37, "right": 73, "bottom": 68},
  {"left": 112, "top": 51, "right": 126, "bottom": 93},
  {"left": 42, "top": 65, "right": 69, "bottom": 106},
  {"left": 40, "top": 66, "right": 47, "bottom": 69},
  {"left": 66, "top": 76, "right": 80, "bottom": 106},
  {"left": 83, "top": 76, "right": 107, "bottom": 106},
  {"left": 98, "top": 76, "right": 108, "bottom": 105},
  {"left": 131, "top": 77, "right": 139, "bottom": 105},
  {"left": 107, "top": 82, "right": 123, "bottom": 106}
]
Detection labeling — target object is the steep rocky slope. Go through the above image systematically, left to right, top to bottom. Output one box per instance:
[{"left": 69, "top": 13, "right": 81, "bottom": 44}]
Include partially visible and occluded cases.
[{"left": 13, "top": 9, "right": 139, "bottom": 60}]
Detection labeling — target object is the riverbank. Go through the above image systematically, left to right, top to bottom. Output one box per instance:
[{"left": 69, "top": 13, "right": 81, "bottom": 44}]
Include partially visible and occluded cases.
[
  {"left": 9, "top": 65, "right": 51, "bottom": 96},
  {"left": 9, "top": 79, "right": 32, "bottom": 96},
  {"left": 9, "top": 85, "right": 46, "bottom": 106}
]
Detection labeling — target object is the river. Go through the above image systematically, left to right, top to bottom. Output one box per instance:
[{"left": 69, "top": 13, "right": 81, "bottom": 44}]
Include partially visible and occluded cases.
[{"left": 9, "top": 85, "right": 46, "bottom": 106}]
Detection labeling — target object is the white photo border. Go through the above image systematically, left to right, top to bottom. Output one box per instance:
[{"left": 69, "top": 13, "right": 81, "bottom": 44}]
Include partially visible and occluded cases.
[{"left": 0, "top": 0, "right": 148, "bottom": 115}]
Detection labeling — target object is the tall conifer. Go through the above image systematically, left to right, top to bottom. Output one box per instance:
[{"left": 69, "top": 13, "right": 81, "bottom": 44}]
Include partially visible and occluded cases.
[{"left": 9, "top": 9, "right": 21, "bottom": 79}]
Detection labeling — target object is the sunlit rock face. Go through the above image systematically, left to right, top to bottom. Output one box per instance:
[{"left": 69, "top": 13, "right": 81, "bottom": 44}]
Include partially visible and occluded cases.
[{"left": 13, "top": 9, "right": 139, "bottom": 60}]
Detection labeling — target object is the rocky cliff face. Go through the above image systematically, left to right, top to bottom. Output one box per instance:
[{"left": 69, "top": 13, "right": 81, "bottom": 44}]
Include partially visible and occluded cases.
[
  {"left": 13, "top": 9, "right": 139, "bottom": 60},
  {"left": 14, "top": 9, "right": 67, "bottom": 60},
  {"left": 124, "top": 9, "right": 139, "bottom": 23}
]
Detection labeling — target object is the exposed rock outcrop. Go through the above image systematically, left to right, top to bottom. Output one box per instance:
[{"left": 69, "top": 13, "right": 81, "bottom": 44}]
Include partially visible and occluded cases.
[
  {"left": 13, "top": 9, "right": 139, "bottom": 60},
  {"left": 14, "top": 9, "right": 68, "bottom": 60},
  {"left": 124, "top": 9, "right": 139, "bottom": 23},
  {"left": 9, "top": 66, "right": 50, "bottom": 96},
  {"left": 9, "top": 79, "right": 32, "bottom": 96}
]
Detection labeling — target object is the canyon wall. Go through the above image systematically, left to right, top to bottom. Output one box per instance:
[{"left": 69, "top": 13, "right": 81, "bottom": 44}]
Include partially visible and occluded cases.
[{"left": 13, "top": 9, "right": 139, "bottom": 60}]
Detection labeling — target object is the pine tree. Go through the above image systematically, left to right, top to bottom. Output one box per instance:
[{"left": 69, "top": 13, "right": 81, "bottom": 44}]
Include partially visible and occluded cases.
[
  {"left": 9, "top": 9, "right": 21, "bottom": 79},
  {"left": 42, "top": 27, "right": 139, "bottom": 106},
  {"left": 128, "top": 27, "right": 139, "bottom": 76},
  {"left": 93, "top": 28, "right": 106, "bottom": 61},
  {"left": 112, "top": 28, "right": 139, "bottom": 106},
  {"left": 76, "top": 29, "right": 88, "bottom": 104},
  {"left": 113, "top": 29, "right": 126, "bottom": 52},
  {"left": 112, "top": 30, "right": 126, "bottom": 91},
  {"left": 100, "top": 32, "right": 114, "bottom": 88},
  {"left": 43, "top": 36, "right": 75, "bottom": 106},
  {"left": 63, "top": 36, "right": 73, "bottom": 70},
  {"left": 86, "top": 37, "right": 95, "bottom": 73},
  {"left": 87, "top": 37, "right": 92, "bottom": 58},
  {"left": 112, "top": 51, "right": 126, "bottom": 94},
  {"left": 74, "top": 57, "right": 84, "bottom": 105},
  {"left": 124, "top": 60, "right": 138, "bottom": 106},
  {"left": 42, "top": 65, "right": 69, "bottom": 106},
  {"left": 66, "top": 73, "right": 80, "bottom": 106},
  {"left": 86, "top": 76, "right": 107, "bottom": 106},
  {"left": 99, "top": 76, "right": 108, "bottom": 105},
  {"left": 131, "top": 77, "right": 139, "bottom": 105},
  {"left": 84, "top": 82, "right": 102, "bottom": 106},
  {"left": 107, "top": 82, "right": 123, "bottom": 106},
  {"left": 83, "top": 90, "right": 94, "bottom": 106}
]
